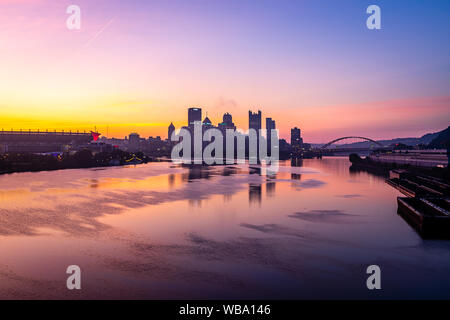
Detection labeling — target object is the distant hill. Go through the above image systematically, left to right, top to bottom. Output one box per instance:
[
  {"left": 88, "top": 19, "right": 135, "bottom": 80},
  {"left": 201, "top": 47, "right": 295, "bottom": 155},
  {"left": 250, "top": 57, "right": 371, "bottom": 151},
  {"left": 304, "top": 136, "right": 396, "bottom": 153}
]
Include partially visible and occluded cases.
[
  {"left": 428, "top": 126, "right": 450, "bottom": 149},
  {"left": 312, "top": 127, "right": 448, "bottom": 148}
]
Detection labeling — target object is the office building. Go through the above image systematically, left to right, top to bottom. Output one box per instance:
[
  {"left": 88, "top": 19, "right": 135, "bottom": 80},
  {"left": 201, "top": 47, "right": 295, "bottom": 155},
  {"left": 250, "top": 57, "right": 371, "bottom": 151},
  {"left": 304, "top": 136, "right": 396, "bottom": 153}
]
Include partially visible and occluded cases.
[
  {"left": 188, "top": 108, "right": 202, "bottom": 127},
  {"left": 249, "top": 110, "right": 262, "bottom": 131},
  {"left": 218, "top": 112, "right": 236, "bottom": 130},
  {"left": 266, "top": 118, "right": 276, "bottom": 136},
  {"left": 168, "top": 122, "right": 175, "bottom": 140},
  {"left": 291, "top": 127, "right": 303, "bottom": 149}
]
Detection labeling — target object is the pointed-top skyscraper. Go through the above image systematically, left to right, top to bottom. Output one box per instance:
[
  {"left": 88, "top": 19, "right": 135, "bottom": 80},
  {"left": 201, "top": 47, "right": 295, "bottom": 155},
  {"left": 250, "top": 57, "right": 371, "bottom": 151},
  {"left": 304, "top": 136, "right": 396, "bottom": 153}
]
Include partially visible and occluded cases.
[{"left": 168, "top": 122, "right": 175, "bottom": 140}]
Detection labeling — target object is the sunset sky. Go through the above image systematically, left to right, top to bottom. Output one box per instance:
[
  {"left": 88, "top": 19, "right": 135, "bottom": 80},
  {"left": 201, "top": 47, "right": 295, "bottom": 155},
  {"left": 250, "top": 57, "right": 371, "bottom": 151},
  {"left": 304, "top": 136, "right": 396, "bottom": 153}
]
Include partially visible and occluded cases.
[{"left": 0, "top": 0, "right": 449, "bottom": 142}]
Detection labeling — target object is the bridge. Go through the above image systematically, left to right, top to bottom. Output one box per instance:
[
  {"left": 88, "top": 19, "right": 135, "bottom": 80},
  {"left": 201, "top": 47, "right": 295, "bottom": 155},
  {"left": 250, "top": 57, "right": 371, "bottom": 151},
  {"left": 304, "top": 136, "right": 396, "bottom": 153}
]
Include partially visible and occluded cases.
[
  {"left": 294, "top": 136, "right": 391, "bottom": 159},
  {"left": 320, "top": 136, "right": 384, "bottom": 150}
]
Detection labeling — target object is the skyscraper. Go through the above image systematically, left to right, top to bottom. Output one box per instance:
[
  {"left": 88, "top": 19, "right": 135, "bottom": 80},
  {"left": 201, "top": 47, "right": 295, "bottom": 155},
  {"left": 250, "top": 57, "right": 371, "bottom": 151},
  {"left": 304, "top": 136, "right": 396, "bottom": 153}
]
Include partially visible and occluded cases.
[
  {"left": 188, "top": 108, "right": 202, "bottom": 127},
  {"left": 248, "top": 110, "right": 262, "bottom": 162},
  {"left": 249, "top": 110, "right": 262, "bottom": 131},
  {"left": 219, "top": 112, "right": 235, "bottom": 130},
  {"left": 223, "top": 112, "right": 232, "bottom": 125},
  {"left": 266, "top": 118, "right": 276, "bottom": 134},
  {"left": 266, "top": 118, "right": 276, "bottom": 156},
  {"left": 168, "top": 122, "right": 175, "bottom": 140},
  {"left": 291, "top": 127, "right": 303, "bottom": 148}
]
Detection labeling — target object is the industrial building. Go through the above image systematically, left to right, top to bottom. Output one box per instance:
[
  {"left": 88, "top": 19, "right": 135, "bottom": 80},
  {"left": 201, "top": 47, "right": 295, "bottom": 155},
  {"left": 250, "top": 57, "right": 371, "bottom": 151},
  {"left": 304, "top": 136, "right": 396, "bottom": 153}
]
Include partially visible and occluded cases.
[{"left": 0, "top": 130, "right": 97, "bottom": 153}]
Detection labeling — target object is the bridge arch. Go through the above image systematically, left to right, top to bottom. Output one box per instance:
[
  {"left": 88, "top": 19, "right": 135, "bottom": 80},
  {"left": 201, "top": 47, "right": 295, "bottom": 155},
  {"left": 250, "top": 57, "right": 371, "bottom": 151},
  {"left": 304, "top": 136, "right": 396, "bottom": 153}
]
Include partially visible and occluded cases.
[{"left": 320, "top": 136, "right": 383, "bottom": 149}]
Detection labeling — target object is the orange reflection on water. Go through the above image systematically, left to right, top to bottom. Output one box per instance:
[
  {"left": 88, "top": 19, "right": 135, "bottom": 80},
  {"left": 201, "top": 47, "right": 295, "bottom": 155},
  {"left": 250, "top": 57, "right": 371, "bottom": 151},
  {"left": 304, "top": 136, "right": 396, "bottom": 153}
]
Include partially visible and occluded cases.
[{"left": 1, "top": 158, "right": 449, "bottom": 299}]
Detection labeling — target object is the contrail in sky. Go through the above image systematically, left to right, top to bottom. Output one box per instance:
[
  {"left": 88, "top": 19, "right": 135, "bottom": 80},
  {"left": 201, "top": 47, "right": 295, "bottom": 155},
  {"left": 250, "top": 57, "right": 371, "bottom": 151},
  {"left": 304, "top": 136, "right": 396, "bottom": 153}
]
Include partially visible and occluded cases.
[{"left": 83, "top": 18, "right": 114, "bottom": 48}]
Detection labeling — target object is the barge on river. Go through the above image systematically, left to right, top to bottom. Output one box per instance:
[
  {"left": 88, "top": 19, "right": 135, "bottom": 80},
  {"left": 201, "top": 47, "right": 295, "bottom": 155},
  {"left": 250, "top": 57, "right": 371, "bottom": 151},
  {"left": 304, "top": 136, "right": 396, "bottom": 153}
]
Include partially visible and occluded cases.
[{"left": 387, "top": 170, "right": 450, "bottom": 238}]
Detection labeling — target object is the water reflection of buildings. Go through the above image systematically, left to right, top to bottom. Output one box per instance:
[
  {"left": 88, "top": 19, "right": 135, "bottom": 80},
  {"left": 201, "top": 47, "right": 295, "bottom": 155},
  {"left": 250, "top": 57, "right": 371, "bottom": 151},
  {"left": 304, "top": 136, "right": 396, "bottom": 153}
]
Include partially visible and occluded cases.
[
  {"left": 291, "top": 158, "right": 303, "bottom": 180},
  {"left": 291, "top": 158, "right": 303, "bottom": 167},
  {"left": 168, "top": 161, "right": 280, "bottom": 206},
  {"left": 182, "top": 167, "right": 212, "bottom": 182},
  {"left": 248, "top": 169, "right": 278, "bottom": 204},
  {"left": 168, "top": 173, "right": 175, "bottom": 189},
  {"left": 291, "top": 173, "right": 301, "bottom": 180},
  {"left": 248, "top": 178, "right": 278, "bottom": 204},
  {"left": 266, "top": 180, "right": 276, "bottom": 197},
  {"left": 249, "top": 183, "right": 262, "bottom": 205},
  {"left": 223, "top": 193, "right": 232, "bottom": 203},
  {"left": 189, "top": 199, "right": 203, "bottom": 207}
]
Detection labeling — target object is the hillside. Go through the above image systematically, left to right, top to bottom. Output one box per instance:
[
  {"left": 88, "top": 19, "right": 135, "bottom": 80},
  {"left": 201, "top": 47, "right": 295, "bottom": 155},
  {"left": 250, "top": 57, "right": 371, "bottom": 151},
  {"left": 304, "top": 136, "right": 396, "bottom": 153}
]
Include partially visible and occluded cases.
[{"left": 428, "top": 126, "right": 450, "bottom": 149}]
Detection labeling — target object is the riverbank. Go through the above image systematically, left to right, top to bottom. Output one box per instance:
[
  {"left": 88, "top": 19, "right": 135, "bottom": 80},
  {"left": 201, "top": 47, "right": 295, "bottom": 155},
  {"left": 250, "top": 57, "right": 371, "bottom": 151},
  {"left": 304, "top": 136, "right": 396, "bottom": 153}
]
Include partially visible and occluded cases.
[
  {"left": 0, "top": 150, "right": 157, "bottom": 175},
  {"left": 349, "top": 153, "right": 449, "bottom": 181}
]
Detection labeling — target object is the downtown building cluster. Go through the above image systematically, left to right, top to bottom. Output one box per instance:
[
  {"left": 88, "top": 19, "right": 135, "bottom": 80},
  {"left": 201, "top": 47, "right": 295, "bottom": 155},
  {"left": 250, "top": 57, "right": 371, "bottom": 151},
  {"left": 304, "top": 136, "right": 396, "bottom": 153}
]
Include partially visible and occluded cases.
[{"left": 167, "top": 107, "right": 308, "bottom": 162}]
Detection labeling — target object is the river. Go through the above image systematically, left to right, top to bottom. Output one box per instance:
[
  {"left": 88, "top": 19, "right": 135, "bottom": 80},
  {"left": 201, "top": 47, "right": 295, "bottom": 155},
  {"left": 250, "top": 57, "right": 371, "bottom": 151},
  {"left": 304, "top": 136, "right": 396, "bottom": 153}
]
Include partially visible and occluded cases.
[{"left": 0, "top": 157, "right": 449, "bottom": 299}]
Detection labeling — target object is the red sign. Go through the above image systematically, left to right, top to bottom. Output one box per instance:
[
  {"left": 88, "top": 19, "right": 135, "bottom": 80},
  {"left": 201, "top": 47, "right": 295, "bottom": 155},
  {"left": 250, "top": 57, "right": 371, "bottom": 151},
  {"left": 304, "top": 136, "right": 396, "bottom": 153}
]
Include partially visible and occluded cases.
[{"left": 91, "top": 131, "right": 100, "bottom": 141}]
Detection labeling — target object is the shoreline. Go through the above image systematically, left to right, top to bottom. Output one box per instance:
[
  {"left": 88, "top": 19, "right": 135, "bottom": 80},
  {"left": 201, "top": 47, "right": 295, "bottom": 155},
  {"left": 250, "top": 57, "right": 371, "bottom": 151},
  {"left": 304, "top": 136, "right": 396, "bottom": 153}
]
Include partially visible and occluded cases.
[
  {"left": 0, "top": 153, "right": 172, "bottom": 176},
  {"left": 349, "top": 153, "right": 449, "bottom": 181}
]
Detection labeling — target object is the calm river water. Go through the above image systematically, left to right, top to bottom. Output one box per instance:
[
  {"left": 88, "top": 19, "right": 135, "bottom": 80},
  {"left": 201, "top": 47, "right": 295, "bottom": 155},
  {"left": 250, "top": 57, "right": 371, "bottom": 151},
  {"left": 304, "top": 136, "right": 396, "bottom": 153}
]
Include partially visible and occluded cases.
[{"left": 0, "top": 157, "right": 449, "bottom": 299}]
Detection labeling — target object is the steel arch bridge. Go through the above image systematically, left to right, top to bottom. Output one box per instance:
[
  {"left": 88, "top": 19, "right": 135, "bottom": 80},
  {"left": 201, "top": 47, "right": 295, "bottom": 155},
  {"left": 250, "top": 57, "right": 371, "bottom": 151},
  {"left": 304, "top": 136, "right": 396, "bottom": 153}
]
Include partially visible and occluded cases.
[{"left": 320, "top": 136, "right": 383, "bottom": 149}]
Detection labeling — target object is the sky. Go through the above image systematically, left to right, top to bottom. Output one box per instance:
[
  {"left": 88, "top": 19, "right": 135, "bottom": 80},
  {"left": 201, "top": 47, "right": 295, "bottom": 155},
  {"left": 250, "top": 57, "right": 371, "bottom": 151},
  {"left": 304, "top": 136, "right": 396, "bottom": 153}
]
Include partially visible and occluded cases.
[{"left": 0, "top": 0, "right": 449, "bottom": 142}]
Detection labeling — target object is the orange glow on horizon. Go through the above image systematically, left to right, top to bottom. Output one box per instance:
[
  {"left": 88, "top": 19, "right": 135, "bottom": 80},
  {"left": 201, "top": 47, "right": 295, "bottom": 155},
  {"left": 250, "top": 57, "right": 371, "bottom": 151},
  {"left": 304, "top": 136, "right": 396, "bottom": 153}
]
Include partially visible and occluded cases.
[{"left": 1, "top": 95, "right": 448, "bottom": 143}]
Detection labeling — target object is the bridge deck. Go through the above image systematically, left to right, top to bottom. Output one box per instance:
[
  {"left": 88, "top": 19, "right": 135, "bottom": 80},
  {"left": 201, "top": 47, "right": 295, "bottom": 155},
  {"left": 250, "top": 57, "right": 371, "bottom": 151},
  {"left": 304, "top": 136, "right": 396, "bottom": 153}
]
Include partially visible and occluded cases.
[{"left": 0, "top": 130, "right": 91, "bottom": 135}]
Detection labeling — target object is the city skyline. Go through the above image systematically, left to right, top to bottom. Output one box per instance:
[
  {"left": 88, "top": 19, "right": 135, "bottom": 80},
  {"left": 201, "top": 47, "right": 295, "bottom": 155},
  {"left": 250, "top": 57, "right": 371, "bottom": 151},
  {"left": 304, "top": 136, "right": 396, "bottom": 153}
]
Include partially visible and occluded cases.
[
  {"left": 0, "top": 0, "right": 449, "bottom": 302},
  {"left": 1, "top": 0, "right": 449, "bottom": 142}
]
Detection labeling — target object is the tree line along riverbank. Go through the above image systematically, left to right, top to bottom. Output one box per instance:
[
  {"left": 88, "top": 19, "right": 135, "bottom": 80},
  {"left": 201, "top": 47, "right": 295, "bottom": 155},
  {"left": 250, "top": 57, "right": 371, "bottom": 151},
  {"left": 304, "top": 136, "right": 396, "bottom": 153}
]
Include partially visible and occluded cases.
[{"left": 0, "top": 149, "right": 152, "bottom": 175}]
